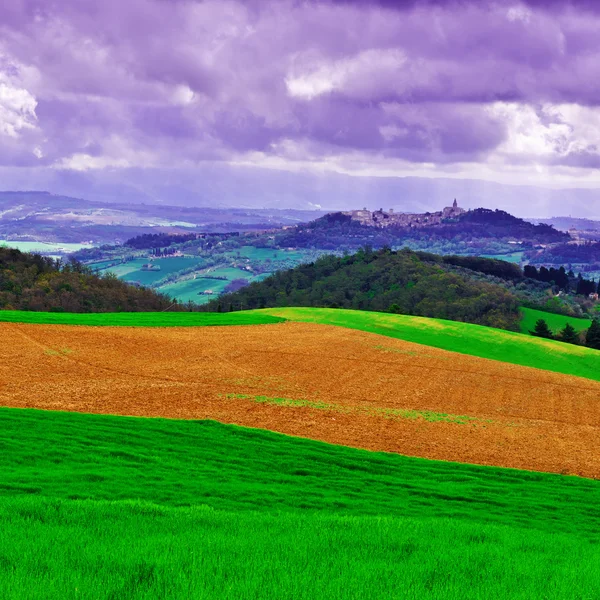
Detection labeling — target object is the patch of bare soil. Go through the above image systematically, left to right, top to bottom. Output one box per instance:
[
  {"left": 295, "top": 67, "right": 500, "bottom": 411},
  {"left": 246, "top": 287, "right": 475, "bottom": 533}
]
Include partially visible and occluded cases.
[{"left": 2, "top": 321, "right": 600, "bottom": 478}]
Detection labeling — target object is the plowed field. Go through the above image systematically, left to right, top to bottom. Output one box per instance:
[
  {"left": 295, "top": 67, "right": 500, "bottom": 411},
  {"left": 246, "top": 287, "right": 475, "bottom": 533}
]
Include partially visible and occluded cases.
[{"left": 2, "top": 321, "right": 600, "bottom": 477}]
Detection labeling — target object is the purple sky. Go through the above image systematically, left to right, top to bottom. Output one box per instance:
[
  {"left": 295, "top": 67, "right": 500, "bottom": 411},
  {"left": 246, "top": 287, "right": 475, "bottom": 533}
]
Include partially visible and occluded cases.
[{"left": 2, "top": 0, "right": 600, "bottom": 192}]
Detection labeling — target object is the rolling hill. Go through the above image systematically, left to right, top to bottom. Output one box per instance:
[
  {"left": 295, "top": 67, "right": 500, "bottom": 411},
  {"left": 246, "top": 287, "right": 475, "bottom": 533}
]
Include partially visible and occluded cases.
[
  {"left": 204, "top": 248, "right": 522, "bottom": 330},
  {"left": 3, "top": 306, "right": 600, "bottom": 598},
  {"left": 2, "top": 310, "right": 600, "bottom": 476},
  {"left": 2, "top": 408, "right": 600, "bottom": 598}
]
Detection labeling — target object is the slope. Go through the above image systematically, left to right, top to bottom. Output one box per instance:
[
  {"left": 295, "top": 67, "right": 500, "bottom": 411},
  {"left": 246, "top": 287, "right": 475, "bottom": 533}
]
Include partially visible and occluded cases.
[
  {"left": 205, "top": 247, "right": 521, "bottom": 330},
  {"left": 519, "top": 306, "right": 593, "bottom": 335},
  {"left": 260, "top": 307, "right": 600, "bottom": 383},
  {"left": 3, "top": 319, "right": 600, "bottom": 476},
  {"left": 2, "top": 408, "right": 600, "bottom": 599}
]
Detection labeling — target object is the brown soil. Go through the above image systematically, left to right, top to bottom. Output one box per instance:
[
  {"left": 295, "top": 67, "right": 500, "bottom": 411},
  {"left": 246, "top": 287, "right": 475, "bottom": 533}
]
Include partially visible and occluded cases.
[{"left": 2, "top": 321, "right": 600, "bottom": 478}]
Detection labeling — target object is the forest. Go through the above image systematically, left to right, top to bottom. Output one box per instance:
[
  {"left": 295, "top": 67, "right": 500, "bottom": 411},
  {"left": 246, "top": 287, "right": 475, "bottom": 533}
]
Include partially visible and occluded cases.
[
  {"left": 528, "top": 241, "right": 600, "bottom": 265},
  {"left": 204, "top": 247, "right": 522, "bottom": 330},
  {"left": 0, "top": 248, "right": 177, "bottom": 312}
]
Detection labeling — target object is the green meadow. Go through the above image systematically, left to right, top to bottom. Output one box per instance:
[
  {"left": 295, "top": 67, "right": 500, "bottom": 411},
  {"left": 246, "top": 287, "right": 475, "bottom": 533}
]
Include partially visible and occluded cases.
[
  {"left": 119, "top": 257, "right": 200, "bottom": 286},
  {"left": 519, "top": 306, "right": 592, "bottom": 335},
  {"left": 260, "top": 307, "right": 600, "bottom": 382},
  {"left": 0, "top": 310, "right": 283, "bottom": 327},
  {"left": 1, "top": 408, "right": 600, "bottom": 599}
]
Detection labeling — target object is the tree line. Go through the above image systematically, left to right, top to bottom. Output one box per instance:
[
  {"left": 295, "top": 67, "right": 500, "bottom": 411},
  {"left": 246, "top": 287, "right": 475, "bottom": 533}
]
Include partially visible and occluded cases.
[
  {"left": 203, "top": 246, "right": 521, "bottom": 330},
  {"left": 0, "top": 248, "right": 178, "bottom": 312},
  {"left": 530, "top": 318, "right": 600, "bottom": 350}
]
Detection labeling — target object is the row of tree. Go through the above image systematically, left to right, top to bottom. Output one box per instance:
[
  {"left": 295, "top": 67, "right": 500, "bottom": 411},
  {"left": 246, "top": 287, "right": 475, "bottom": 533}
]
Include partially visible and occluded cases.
[
  {"left": 125, "top": 232, "right": 197, "bottom": 249},
  {"left": 204, "top": 247, "right": 522, "bottom": 330},
  {"left": 0, "top": 248, "right": 178, "bottom": 312},
  {"left": 523, "top": 265, "right": 597, "bottom": 295},
  {"left": 530, "top": 318, "right": 600, "bottom": 349}
]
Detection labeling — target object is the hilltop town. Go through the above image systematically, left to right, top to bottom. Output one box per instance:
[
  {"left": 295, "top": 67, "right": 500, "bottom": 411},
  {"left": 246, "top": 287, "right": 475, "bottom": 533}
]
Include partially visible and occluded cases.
[{"left": 343, "top": 200, "right": 466, "bottom": 228}]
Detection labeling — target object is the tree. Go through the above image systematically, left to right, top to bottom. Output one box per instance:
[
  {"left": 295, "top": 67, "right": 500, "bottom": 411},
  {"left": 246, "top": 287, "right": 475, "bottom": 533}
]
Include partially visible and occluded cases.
[
  {"left": 530, "top": 318, "right": 554, "bottom": 339},
  {"left": 585, "top": 319, "right": 600, "bottom": 350},
  {"left": 559, "top": 323, "right": 579, "bottom": 345}
]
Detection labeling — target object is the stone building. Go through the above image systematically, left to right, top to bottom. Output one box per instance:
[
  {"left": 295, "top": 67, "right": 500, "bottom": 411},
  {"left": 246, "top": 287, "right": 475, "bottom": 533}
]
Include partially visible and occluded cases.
[{"left": 344, "top": 200, "right": 466, "bottom": 229}]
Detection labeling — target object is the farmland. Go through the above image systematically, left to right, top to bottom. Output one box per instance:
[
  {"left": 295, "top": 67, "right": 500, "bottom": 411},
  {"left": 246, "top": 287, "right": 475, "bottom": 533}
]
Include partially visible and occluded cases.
[
  {"left": 87, "top": 244, "right": 322, "bottom": 304},
  {"left": 3, "top": 307, "right": 600, "bottom": 597},
  {"left": 259, "top": 307, "right": 600, "bottom": 382},
  {"left": 0, "top": 310, "right": 283, "bottom": 327},
  {"left": 2, "top": 318, "right": 600, "bottom": 476},
  {"left": 1, "top": 408, "right": 600, "bottom": 599}
]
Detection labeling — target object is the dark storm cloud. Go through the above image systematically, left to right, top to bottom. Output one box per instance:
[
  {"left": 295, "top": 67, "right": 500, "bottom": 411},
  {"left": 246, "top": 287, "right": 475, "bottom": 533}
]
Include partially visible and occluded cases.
[{"left": 0, "top": 0, "right": 599, "bottom": 171}]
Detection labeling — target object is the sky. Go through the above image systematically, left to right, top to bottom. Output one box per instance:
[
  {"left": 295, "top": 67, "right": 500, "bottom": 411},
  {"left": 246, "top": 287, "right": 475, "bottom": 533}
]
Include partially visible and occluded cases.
[{"left": 2, "top": 0, "right": 600, "bottom": 195}]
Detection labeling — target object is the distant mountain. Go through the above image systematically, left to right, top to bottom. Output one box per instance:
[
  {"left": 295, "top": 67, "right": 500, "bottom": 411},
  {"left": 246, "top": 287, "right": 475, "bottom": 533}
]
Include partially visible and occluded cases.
[
  {"left": 2, "top": 165, "right": 600, "bottom": 218},
  {"left": 0, "top": 191, "right": 324, "bottom": 244},
  {"left": 531, "top": 217, "right": 600, "bottom": 232}
]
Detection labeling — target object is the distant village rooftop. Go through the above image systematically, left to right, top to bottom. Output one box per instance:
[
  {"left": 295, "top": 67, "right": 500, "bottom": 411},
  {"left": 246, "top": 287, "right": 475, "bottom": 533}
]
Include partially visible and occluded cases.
[{"left": 343, "top": 200, "right": 466, "bottom": 229}]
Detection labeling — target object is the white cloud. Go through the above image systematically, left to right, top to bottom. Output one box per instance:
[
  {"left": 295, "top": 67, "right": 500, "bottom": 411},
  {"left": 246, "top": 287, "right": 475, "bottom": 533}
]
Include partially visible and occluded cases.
[
  {"left": 507, "top": 5, "right": 532, "bottom": 24},
  {"left": 286, "top": 48, "right": 406, "bottom": 100},
  {"left": 0, "top": 78, "right": 38, "bottom": 138},
  {"left": 171, "top": 84, "right": 196, "bottom": 106},
  {"left": 487, "top": 102, "right": 600, "bottom": 161},
  {"left": 54, "top": 153, "right": 131, "bottom": 171}
]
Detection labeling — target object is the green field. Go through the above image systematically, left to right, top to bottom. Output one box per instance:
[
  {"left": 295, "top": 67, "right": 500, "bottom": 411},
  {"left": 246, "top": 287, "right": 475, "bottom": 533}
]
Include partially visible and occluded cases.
[
  {"left": 227, "top": 245, "right": 309, "bottom": 262},
  {"left": 480, "top": 251, "right": 524, "bottom": 263},
  {"left": 119, "top": 257, "right": 200, "bottom": 286},
  {"left": 160, "top": 267, "right": 263, "bottom": 304},
  {"left": 159, "top": 278, "right": 219, "bottom": 304},
  {"left": 519, "top": 306, "right": 592, "bottom": 335},
  {"left": 259, "top": 307, "right": 600, "bottom": 382},
  {"left": 0, "top": 310, "right": 284, "bottom": 327},
  {"left": 1, "top": 408, "right": 600, "bottom": 599}
]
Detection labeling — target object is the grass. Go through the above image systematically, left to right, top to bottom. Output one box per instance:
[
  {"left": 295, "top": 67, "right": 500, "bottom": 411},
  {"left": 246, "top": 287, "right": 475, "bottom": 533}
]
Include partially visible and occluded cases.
[
  {"left": 0, "top": 239, "right": 93, "bottom": 254},
  {"left": 480, "top": 251, "right": 524, "bottom": 263},
  {"left": 120, "top": 257, "right": 200, "bottom": 285},
  {"left": 519, "top": 306, "right": 592, "bottom": 335},
  {"left": 259, "top": 307, "right": 600, "bottom": 383},
  {"left": 0, "top": 310, "right": 284, "bottom": 327},
  {"left": 225, "top": 393, "right": 479, "bottom": 424},
  {"left": 1, "top": 407, "right": 600, "bottom": 599},
  {"left": 3, "top": 498, "right": 599, "bottom": 600}
]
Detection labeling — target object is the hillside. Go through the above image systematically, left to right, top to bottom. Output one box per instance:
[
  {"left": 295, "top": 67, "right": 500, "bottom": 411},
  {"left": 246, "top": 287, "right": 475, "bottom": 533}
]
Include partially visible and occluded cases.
[
  {"left": 273, "top": 208, "right": 568, "bottom": 252},
  {"left": 529, "top": 240, "right": 600, "bottom": 265},
  {"left": 0, "top": 247, "right": 177, "bottom": 312},
  {"left": 203, "top": 248, "right": 523, "bottom": 330},
  {"left": 3, "top": 306, "right": 600, "bottom": 383},
  {"left": 519, "top": 307, "right": 592, "bottom": 336},
  {"left": 4, "top": 308, "right": 600, "bottom": 596},
  {"left": 3, "top": 316, "right": 600, "bottom": 477},
  {"left": 3, "top": 408, "right": 600, "bottom": 598}
]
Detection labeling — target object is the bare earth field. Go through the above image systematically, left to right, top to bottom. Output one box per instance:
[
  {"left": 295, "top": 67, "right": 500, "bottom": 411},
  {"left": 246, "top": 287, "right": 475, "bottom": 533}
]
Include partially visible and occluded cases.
[{"left": 2, "top": 321, "right": 600, "bottom": 478}]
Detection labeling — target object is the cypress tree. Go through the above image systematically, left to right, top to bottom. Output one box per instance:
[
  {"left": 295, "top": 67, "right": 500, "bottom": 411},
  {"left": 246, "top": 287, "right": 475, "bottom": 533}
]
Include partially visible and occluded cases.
[
  {"left": 530, "top": 318, "right": 554, "bottom": 339},
  {"left": 585, "top": 319, "right": 600, "bottom": 350},
  {"left": 559, "top": 323, "right": 579, "bottom": 345}
]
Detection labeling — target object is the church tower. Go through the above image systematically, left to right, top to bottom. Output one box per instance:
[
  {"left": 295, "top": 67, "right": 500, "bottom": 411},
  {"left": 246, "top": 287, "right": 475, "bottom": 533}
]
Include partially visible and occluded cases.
[{"left": 453, "top": 199, "right": 458, "bottom": 209}]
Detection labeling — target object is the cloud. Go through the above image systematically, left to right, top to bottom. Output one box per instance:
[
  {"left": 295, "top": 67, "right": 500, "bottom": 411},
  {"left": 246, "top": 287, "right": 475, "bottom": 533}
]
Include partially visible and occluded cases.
[{"left": 0, "top": 0, "right": 599, "bottom": 185}]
